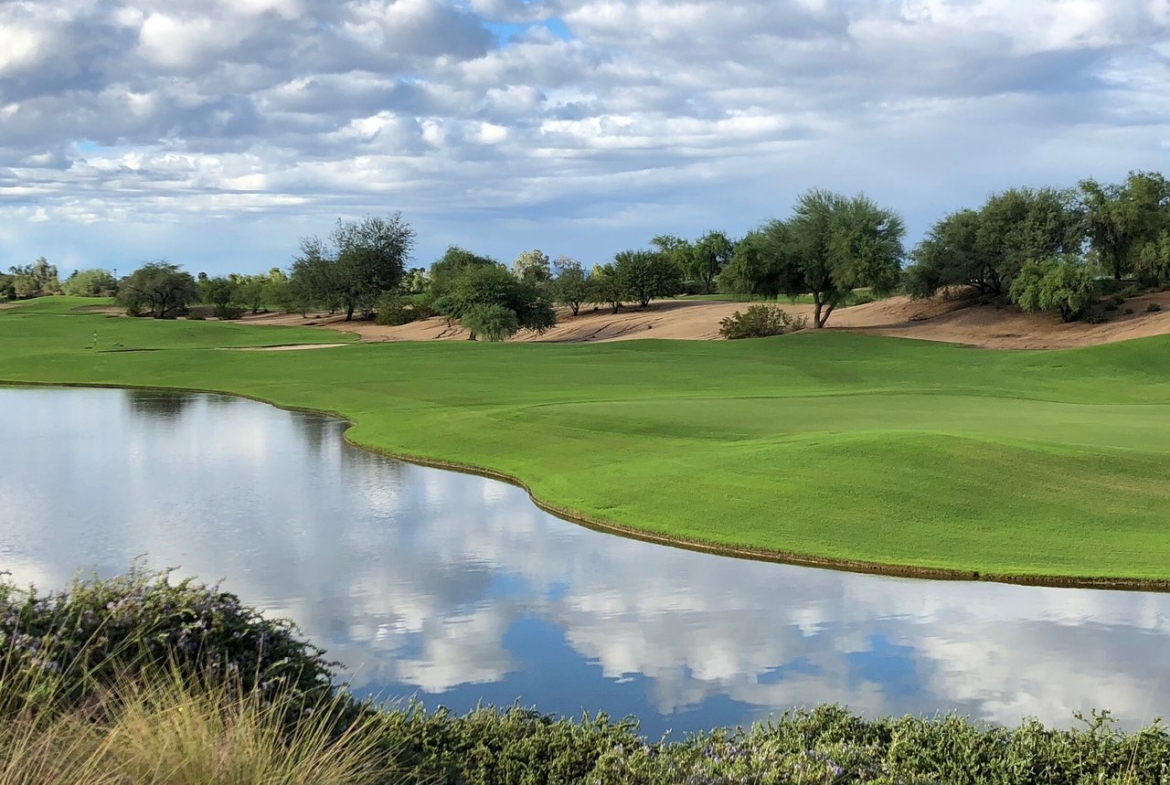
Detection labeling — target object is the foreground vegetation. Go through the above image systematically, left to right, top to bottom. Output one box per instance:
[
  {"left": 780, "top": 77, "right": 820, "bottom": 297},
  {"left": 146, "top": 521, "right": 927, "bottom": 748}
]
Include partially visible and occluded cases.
[
  {"left": 3, "top": 297, "right": 1170, "bottom": 584},
  {"left": 4, "top": 570, "right": 1169, "bottom": 785}
]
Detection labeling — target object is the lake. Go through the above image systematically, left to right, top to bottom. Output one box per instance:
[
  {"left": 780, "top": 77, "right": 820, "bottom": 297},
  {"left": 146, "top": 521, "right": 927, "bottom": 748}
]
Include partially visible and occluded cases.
[{"left": 1, "top": 386, "right": 1168, "bottom": 737}]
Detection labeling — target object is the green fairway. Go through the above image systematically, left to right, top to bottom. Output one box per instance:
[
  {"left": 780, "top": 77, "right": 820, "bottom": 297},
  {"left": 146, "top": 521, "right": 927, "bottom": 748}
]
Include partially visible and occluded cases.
[{"left": 3, "top": 297, "right": 1170, "bottom": 585}]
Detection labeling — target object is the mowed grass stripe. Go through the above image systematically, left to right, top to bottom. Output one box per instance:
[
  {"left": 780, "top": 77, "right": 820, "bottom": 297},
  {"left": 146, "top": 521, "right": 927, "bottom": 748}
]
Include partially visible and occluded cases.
[{"left": 3, "top": 298, "right": 1170, "bottom": 583}]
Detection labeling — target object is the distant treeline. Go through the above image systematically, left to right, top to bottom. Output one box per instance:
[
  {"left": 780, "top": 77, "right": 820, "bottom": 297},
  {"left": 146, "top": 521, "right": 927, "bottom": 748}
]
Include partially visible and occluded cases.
[{"left": 6, "top": 171, "right": 1168, "bottom": 336}]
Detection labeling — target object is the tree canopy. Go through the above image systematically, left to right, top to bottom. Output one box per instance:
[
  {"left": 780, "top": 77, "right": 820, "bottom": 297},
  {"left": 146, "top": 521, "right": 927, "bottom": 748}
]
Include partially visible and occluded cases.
[
  {"left": 1080, "top": 171, "right": 1170, "bottom": 282},
  {"left": 904, "top": 187, "right": 1083, "bottom": 299},
  {"left": 721, "top": 190, "right": 904, "bottom": 328},
  {"left": 290, "top": 214, "right": 415, "bottom": 321},
  {"left": 612, "top": 250, "right": 682, "bottom": 308},
  {"left": 116, "top": 262, "right": 198, "bottom": 318},
  {"left": 434, "top": 263, "right": 555, "bottom": 340}
]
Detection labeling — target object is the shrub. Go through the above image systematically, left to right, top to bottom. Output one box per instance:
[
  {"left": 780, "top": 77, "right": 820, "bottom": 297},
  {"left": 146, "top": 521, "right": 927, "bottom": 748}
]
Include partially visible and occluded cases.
[
  {"left": 374, "top": 294, "right": 415, "bottom": 326},
  {"left": 1104, "top": 302, "right": 1119, "bottom": 312},
  {"left": 1147, "top": 302, "right": 1162, "bottom": 313},
  {"left": 719, "top": 305, "right": 807, "bottom": 339},
  {"left": 1125, "top": 307, "right": 1135, "bottom": 315},
  {"left": 1085, "top": 312, "right": 1108, "bottom": 324},
  {"left": 0, "top": 569, "right": 336, "bottom": 719}
]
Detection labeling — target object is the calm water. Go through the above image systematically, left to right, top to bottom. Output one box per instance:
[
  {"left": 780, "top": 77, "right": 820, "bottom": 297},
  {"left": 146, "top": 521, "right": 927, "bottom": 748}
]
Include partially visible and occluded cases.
[{"left": 2, "top": 387, "right": 1169, "bottom": 737}]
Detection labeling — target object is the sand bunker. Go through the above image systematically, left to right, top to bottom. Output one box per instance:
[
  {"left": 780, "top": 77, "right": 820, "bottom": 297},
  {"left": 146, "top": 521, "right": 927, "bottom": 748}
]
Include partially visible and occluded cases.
[
  {"left": 239, "top": 290, "right": 1170, "bottom": 351},
  {"left": 231, "top": 343, "right": 349, "bottom": 351}
]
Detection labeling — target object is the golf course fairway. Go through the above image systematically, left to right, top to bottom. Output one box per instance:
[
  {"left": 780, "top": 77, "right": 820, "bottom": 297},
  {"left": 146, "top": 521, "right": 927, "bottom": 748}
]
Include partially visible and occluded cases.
[{"left": 3, "top": 297, "right": 1170, "bottom": 587}]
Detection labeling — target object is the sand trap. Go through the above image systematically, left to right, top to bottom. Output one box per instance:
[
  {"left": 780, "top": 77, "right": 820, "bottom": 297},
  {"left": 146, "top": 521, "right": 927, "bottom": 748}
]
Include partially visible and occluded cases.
[
  {"left": 230, "top": 289, "right": 1170, "bottom": 350},
  {"left": 231, "top": 343, "right": 349, "bottom": 351}
]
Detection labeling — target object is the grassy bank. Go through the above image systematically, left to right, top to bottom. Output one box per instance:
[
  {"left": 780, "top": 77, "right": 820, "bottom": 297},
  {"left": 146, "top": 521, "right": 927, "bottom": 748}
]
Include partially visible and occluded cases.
[
  {"left": 3, "top": 297, "right": 1170, "bottom": 583},
  {"left": 5, "top": 571, "right": 1170, "bottom": 785}
]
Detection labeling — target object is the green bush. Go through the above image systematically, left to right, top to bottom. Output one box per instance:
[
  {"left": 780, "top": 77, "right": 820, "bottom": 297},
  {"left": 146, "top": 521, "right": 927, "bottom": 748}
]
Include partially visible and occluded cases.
[
  {"left": 374, "top": 294, "right": 415, "bottom": 326},
  {"left": 1147, "top": 302, "right": 1162, "bottom": 313},
  {"left": 719, "top": 305, "right": 807, "bottom": 339},
  {"left": 0, "top": 569, "right": 335, "bottom": 719}
]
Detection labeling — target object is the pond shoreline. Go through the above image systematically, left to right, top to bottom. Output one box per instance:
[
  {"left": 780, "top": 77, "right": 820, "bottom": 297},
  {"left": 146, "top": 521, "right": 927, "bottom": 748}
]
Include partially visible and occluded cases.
[{"left": 4, "top": 377, "right": 1168, "bottom": 593}]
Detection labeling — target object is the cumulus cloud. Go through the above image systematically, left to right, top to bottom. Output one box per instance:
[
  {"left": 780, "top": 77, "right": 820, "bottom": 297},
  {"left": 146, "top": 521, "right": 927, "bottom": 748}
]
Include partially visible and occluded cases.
[{"left": 0, "top": 0, "right": 1167, "bottom": 272}]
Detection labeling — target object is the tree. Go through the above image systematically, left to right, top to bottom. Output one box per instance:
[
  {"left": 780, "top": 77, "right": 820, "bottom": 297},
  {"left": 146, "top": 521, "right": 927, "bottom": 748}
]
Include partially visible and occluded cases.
[
  {"left": 1080, "top": 172, "right": 1170, "bottom": 281},
  {"left": 905, "top": 188, "right": 1083, "bottom": 299},
  {"left": 784, "top": 190, "right": 904, "bottom": 328},
  {"left": 904, "top": 209, "right": 984, "bottom": 298},
  {"left": 290, "top": 214, "right": 416, "bottom": 321},
  {"left": 717, "top": 226, "right": 795, "bottom": 300},
  {"left": 691, "top": 231, "right": 735, "bottom": 293},
  {"left": 1136, "top": 231, "right": 1170, "bottom": 286},
  {"left": 650, "top": 235, "right": 694, "bottom": 287},
  {"left": 289, "top": 238, "right": 342, "bottom": 315},
  {"left": 428, "top": 246, "right": 498, "bottom": 300},
  {"left": 512, "top": 249, "right": 551, "bottom": 284},
  {"left": 612, "top": 250, "right": 682, "bottom": 307},
  {"left": 1010, "top": 256, "right": 1099, "bottom": 322},
  {"left": 9, "top": 257, "right": 61, "bottom": 299},
  {"left": 550, "top": 257, "right": 590, "bottom": 316},
  {"left": 116, "top": 261, "right": 198, "bottom": 318},
  {"left": 434, "top": 263, "right": 555, "bottom": 340},
  {"left": 588, "top": 264, "right": 624, "bottom": 313},
  {"left": 400, "top": 267, "right": 430, "bottom": 295},
  {"left": 61, "top": 268, "right": 118, "bottom": 297},
  {"left": 0, "top": 273, "right": 13, "bottom": 301},
  {"left": 203, "top": 276, "right": 238, "bottom": 318},
  {"left": 235, "top": 276, "right": 268, "bottom": 314},
  {"left": 460, "top": 304, "right": 520, "bottom": 342}
]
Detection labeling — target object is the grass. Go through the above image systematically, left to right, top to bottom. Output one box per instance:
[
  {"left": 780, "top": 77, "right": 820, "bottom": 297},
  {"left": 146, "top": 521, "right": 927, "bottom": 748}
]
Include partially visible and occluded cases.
[
  {"left": 3, "top": 296, "right": 1170, "bottom": 584},
  {"left": 0, "top": 675, "right": 382, "bottom": 785}
]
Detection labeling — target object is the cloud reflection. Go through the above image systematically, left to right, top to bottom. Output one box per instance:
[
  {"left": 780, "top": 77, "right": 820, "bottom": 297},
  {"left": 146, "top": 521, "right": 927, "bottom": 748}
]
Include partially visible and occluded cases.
[{"left": 2, "top": 387, "right": 1169, "bottom": 735}]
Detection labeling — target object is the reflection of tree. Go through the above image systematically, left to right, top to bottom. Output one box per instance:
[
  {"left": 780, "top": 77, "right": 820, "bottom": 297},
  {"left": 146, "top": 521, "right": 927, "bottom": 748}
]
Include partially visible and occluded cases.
[
  {"left": 124, "top": 390, "right": 198, "bottom": 422},
  {"left": 287, "top": 410, "right": 338, "bottom": 453}
]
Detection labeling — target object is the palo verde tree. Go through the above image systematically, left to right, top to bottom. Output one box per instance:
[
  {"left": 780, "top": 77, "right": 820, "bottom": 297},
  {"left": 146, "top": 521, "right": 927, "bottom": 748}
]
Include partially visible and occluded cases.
[
  {"left": 1080, "top": 171, "right": 1170, "bottom": 282},
  {"left": 767, "top": 190, "right": 905, "bottom": 328},
  {"left": 291, "top": 213, "right": 416, "bottom": 321},
  {"left": 717, "top": 226, "right": 794, "bottom": 299},
  {"left": 690, "top": 231, "right": 735, "bottom": 293},
  {"left": 428, "top": 246, "right": 499, "bottom": 300},
  {"left": 612, "top": 249, "right": 682, "bottom": 307},
  {"left": 1010, "top": 255, "right": 1099, "bottom": 322},
  {"left": 550, "top": 256, "right": 591, "bottom": 316},
  {"left": 116, "top": 261, "right": 198, "bottom": 318},
  {"left": 434, "top": 263, "right": 556, "bottom": 340},
  {"left": 588, "top": 263, "right": 624, "bottom": 313},
  {"left": 61, "top": 268, "right": 117, "bottom": 297}
]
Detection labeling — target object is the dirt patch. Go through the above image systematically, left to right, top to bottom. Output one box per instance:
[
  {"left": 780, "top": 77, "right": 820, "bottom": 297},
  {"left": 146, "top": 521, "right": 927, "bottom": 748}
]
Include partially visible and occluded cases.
[{"left": 224, "top": 290, "right": 1170, "bottom": 350}]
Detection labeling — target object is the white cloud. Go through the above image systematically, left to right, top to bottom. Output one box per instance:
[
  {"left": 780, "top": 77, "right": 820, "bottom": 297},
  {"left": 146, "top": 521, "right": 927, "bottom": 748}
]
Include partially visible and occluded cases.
[{"left": 0, "top": 0, "right": 1167, "bottom": 271}]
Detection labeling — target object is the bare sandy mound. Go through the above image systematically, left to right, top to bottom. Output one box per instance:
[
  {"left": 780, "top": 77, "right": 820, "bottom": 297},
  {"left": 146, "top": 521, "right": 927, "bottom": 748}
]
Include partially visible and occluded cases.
[
  {"left": 238, "top": 291, "right": 1170, "bottom": 350},
  {"left": 834, "top": 291, "right": 1170, "bottom": 349}
]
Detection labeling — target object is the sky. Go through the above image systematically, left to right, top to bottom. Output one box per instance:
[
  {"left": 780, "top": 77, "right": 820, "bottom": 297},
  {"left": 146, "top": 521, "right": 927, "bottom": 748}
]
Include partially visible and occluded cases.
[{"left": 0, "top": 0, "right": 1168, "bottom": 276}]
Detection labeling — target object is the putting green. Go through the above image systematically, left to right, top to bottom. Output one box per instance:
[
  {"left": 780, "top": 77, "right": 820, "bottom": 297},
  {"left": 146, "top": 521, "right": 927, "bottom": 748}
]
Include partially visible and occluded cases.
[{"left": 3, "top": 297, "right": 1169, "bottom": 586}]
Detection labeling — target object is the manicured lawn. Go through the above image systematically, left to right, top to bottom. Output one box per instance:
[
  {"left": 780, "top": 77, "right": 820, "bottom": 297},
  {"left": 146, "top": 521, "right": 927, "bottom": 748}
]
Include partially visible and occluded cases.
[{"left": 3, "top": 297, "right": 1170, "bottom": 583}]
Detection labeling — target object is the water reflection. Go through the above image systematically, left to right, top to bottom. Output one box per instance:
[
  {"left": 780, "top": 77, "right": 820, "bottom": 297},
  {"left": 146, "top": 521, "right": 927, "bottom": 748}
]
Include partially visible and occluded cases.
[{"left": 1, "top": 387, "right": 1169, "bottom": 737}]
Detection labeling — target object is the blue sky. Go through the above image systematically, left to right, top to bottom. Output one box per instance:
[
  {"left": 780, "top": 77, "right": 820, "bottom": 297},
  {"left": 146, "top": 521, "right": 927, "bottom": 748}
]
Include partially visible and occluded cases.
[{"left": 0, "top": 0, "right": 1168, "bottom": 276}]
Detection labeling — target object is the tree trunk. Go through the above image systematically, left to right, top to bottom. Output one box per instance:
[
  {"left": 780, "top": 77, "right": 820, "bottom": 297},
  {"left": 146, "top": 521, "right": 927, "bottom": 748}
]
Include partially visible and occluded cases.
[
  {"left": 813, "top": 297, "right": 824, "bottom": 329},
  {"left": 570, "top": 303, "right": 580, "bottom": 316},
  {"left": 345, "top": 304, "right": 355, "bottom": 321}
]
